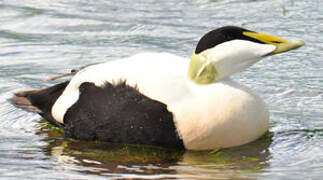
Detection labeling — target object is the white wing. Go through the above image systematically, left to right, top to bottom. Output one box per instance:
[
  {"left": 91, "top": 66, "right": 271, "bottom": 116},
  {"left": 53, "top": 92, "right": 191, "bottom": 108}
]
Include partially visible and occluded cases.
[{"left": 52, "top": 52, "right": 191, "bottom": 123}]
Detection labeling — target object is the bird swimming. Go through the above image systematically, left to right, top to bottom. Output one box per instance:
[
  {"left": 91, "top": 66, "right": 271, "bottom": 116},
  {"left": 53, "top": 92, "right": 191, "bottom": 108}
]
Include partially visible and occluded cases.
[{"left": 11, "top": 26, "right": 304, "bottom": 150}]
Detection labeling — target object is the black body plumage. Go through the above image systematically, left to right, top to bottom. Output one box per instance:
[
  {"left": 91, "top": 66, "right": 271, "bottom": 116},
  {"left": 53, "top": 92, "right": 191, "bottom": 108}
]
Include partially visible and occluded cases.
[
  {"left": 11, "top": 81, "right": 184, "bottom": 149},
  {"left": 64, "top": 82, "right": 184, "bottom": 149}
]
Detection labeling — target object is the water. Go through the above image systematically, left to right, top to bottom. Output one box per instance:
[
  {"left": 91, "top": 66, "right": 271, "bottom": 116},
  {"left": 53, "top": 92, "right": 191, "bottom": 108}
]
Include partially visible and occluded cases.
[{"left": 0, "top": 0, "right": 322, "bottom": 179}]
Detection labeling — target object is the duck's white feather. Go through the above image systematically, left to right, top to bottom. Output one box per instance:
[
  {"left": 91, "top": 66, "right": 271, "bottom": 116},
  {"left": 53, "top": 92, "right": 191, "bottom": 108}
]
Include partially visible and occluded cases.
[
  {"left": 52, "top": 52, "right": 269, "bottom": 150},
  {"left": 52, "top": 52, "right": 189, "bottom": 123},
  {"left": 170, "top": 80, "right": 269, "bottom": 149}
]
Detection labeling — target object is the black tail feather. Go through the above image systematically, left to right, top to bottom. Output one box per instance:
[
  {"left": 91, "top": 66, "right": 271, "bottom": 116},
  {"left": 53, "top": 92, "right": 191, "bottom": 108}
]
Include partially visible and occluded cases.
[{"left": 10, "top": 81, "right": 70, "bottom": 127}]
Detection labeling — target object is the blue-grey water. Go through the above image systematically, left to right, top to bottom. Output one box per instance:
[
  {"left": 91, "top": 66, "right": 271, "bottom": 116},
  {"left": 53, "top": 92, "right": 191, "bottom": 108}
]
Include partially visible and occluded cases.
[{"left": 0, "top": 0, "right": 322, "bottom": 179}]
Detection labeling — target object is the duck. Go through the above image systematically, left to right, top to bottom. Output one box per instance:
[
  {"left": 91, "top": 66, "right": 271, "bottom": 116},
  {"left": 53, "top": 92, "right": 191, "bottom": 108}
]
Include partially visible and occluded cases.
[{"left": 11, "top": 26, "right": 304, "bottom": 150}]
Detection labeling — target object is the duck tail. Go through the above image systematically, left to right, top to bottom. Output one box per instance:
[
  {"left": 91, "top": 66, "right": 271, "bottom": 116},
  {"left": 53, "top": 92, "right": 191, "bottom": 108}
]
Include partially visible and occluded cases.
[{"left": 10, "top": 81, "right": 70, "bottom": 127}]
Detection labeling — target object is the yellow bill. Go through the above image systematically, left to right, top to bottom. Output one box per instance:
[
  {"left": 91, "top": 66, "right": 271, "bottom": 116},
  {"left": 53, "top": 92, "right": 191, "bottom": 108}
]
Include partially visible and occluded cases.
[{"left": 243, "top": 31, "right": 305, "bottom": 55}]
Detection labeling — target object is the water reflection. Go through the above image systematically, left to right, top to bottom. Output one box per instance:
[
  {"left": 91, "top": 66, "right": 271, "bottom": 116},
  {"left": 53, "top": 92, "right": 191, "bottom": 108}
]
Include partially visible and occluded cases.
[{"left": 37, "top": 120, "right": 272, "bottom": 179}]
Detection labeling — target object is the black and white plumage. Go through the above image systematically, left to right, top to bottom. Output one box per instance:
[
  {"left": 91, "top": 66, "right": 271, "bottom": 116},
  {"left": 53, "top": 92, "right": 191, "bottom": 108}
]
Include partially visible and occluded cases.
[{"left": 11, "top": 26, "right": 304, "bottom": 150}]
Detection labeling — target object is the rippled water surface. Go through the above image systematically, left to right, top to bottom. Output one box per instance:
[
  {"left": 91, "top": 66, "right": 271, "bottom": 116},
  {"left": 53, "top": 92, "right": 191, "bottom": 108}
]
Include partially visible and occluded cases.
[{"left": 0, "top": 0, "right": 322, "bottom": 179}]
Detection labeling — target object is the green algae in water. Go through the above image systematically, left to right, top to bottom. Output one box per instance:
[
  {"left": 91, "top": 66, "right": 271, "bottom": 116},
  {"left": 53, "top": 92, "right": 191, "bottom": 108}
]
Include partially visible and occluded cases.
[{"left": 36, "top": 118, "right": 64, "bottom": 137}]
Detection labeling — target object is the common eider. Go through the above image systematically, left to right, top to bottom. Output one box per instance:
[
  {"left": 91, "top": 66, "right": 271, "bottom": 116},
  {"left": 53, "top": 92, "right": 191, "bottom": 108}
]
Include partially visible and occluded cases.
[{"left": 11, "top": 26, "right": 304, "bottom": 150}]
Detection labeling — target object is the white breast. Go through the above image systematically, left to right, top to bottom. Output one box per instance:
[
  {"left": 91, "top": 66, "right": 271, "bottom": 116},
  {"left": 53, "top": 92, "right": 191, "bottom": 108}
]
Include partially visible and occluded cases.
[{"left": 170, "top": 80, "right": 269, "bottom": 150}]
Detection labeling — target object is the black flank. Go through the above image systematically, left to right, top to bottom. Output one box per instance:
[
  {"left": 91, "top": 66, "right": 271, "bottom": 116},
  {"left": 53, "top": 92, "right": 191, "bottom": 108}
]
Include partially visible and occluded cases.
[{"left": 64, "top": 81, "right": 184, "bottom": 149}]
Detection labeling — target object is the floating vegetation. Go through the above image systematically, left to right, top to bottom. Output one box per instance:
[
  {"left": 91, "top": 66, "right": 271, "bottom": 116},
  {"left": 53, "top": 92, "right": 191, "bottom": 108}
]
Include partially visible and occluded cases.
[{"left": 36, "top": 118, "right": 64, "bottom": 138}]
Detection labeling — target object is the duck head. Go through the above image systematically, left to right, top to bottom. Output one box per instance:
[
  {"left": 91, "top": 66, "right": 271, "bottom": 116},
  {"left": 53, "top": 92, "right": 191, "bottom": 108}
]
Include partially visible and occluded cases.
[{"left": 188, "top": 26, "right": 305, "bottom": 84}]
